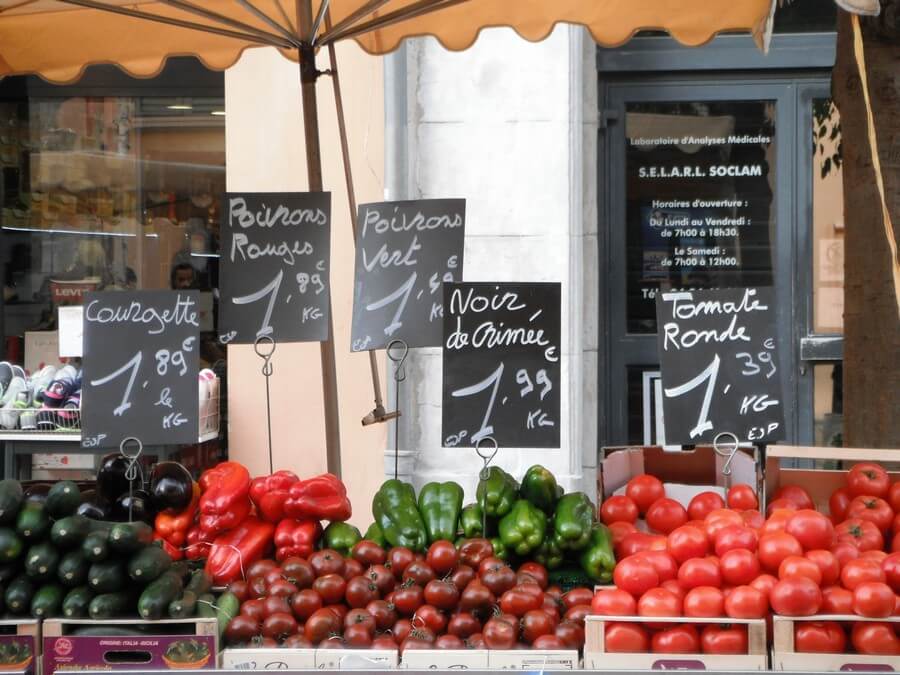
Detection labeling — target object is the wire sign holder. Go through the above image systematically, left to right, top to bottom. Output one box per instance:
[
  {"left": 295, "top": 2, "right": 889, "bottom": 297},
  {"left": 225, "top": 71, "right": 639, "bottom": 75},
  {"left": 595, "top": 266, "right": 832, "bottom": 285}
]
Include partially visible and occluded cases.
[
  {"left": 254, "top": 336, "right": 276, "bottom": 475},
  {"left": 385, "top": 339, "right": 409, "bottom": 480},
  {"left": 713, "top": 431, "right": 740, "bottom": 489},
  {"left": 119, "top": 436, "right": 143, "bottom": 523},
  {"left": 475, "top": 436, "right": 498, "bottom": 538}
]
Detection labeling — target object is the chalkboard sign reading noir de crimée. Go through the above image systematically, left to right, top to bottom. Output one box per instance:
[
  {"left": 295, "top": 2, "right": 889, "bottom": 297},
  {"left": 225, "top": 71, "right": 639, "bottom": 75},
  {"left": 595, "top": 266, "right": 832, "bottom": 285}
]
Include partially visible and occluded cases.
[
  {"left": 219, "top": 192, "right": 331, "bottom": 344},
  {"left": 351, "top": 199, "right": 465, "bottom": 351},
  {"left": 442, "top": 282, "right": 561, "bottom": 449},
  {"left": 655, "top": 286, "right": 784, "bottom": 445},
  {"left": 81, "top": 291, "right": 200, "bottom": 449}
]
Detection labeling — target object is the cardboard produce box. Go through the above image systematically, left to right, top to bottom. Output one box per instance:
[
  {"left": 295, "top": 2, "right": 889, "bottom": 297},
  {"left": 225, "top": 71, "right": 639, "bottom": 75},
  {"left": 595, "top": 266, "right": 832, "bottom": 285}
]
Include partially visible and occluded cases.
[
  {"left": 772, "top": 614, "right": 900, "bottom": 671},
  {"left": 584, "top": 615, "right": 767, "bottom": 671},
  {"left": 0, "top": 619, "right": 39, "bottom": 675},
  {"left": 220, "top": 648, "right": 316, "bottom": 670},
  {"left": 314, "top": 648, "right": 398, "bottom": 669},
  {"left": 400, "top": 649, "right": 489, "bottom": 669},
  {"left": 488, "top": 649, "right": 579, "bottom": 669}
]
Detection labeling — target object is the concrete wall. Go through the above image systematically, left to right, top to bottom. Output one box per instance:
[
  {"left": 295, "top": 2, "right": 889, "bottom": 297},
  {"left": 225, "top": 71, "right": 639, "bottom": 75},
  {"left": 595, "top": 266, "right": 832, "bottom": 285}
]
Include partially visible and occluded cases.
[
  {"left": 385, "top": 26, "right": 600, "bottom": 502},
  {"left": 224, "top": 45, "right": 387, "bottom": 529}
]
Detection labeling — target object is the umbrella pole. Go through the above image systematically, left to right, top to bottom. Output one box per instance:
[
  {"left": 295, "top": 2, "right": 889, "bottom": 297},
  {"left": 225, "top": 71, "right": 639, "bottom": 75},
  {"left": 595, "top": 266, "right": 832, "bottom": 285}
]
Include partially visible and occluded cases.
[{"left": 298, "top": 0, "right": 342, "bottom": 477}]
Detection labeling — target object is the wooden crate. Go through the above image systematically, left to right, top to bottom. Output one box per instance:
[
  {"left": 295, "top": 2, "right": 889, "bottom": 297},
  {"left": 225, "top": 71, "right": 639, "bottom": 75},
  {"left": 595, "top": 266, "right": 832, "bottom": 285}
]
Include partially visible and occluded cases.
[
  {"left": 765, "top": 445, "right": 900, "bottom": 513},
  {"left": 772, "top": 614, "right": 900, "bottom": 671},
  {"left": 584, "top": 615, "right": 767, "bottom": 671},
  {"left": 0, "top": 619, "right": 39, "bottom": 675}
]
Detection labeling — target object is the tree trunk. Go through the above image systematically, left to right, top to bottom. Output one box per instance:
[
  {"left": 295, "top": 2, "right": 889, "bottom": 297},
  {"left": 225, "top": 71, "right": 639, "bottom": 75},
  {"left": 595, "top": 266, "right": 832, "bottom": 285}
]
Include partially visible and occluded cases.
[{"left": 832, "top": 2, "right": 900, "bottom": 448}]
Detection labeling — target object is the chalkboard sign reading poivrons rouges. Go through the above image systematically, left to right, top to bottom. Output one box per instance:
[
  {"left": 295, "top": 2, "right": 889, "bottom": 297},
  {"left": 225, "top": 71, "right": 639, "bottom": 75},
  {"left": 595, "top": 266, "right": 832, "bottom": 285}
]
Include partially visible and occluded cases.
[
  {"left": 219, "top": 192, "right": 331, "bottom": 344},
  {"left": 351, "top": 199, "right": 465, "bottom": 351},
  {"left": 442, "top": 283, "right": 561, "bottom": 449},
  {"left": 656, "top": 287, "right": 784, "bottom": 445},
  {"left": 81, "top": 291, "right": 200, "bottom": 449}
]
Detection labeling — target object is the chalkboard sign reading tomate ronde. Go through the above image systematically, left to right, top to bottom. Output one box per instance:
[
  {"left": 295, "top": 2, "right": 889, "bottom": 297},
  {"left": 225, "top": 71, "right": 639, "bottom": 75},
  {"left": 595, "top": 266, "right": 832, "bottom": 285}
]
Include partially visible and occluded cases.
[
  {"left": 219, "top": 192, "right": 331, "bottom": 344},
  {"left": 351, "top": 199, "right": 465, "bottom": 351},
  {"left": 442, "top": 282, "right": 561, "bottom": 449},
  {"left": 655, "top": 286, "right": 784, "bottom": 445},
  {"left": 81, "top": 290, "right": 200, "bottom": 449}
]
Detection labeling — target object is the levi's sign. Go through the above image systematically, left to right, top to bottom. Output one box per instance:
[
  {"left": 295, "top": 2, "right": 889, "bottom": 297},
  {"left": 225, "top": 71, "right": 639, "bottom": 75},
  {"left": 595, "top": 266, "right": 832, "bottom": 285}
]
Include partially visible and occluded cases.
[
  {"left": 219, "top": 192, "right": 331, "bottom": 344},
  {"left": 656, "top": 287, "right": 784, "bottom": 445}
]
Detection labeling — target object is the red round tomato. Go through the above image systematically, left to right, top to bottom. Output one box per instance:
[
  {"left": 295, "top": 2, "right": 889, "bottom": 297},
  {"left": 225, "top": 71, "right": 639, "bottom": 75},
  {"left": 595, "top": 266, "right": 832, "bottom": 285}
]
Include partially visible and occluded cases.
[
  {"left": 848, "top": 463, "right": 890, "bottom": 498},
  {"left": 626, "top": 474, "right": 666, "bottom": 514},
  {"left": 889, "top": 483, "right": 900, "bottom": 514},
  {"left": 727, "top": 484, "right": 759, "bottom": 511},
  {"left": 773, "top": 485, "right": 814, "bottom": 510},
  {"left": 830, "top": 488, "right": 852, "bottom": 523},
  {"left": 688, "top": 492, "right": 726, "bottom": 521},
  {"left": 601, "top": 496, "right": 639, "bottom": 525},
  {"left": 847, "top": 496, "right": 894, "bottom": 533},
  {"left": 646, "top": 498, "right": 689, "bottom": 534},
  {"left": 766, "top": 499, "right": 799, "bottom": 517},
  {"left": 761, "top": 509, "right": 794, "bottom": 535},
  {"left": 704, "top": 510, "right": 744, "bottom": 540},
  {"left": 741, "top": 510, "right": 765, "bottom": 530},
  {"left": 785, "top": 510, "right": 835, "bottom": 551},
  {"left": 836, "top": 518, "right": 885, "bottom": 551},
  {"left": 608, "top": 521, "right": 637, "bottom": 548},
  {"left": 667, "top": 525, "right": 709, "bottom": 564},
  {"left": 714, "top": 525, "right": 758, "bottom": 556},
  {"left": 893, "top": 531, "right": 900, "bottom": 553},
  {"left": 618, "top": 532, "right": 667, "bottom": 558},
  {"left": 758, "top": 532, "right": 804, "bottom": 573},
  {"left": 426, "top": 540, "right": 459, "bottom": 575},
  {"left": 832, "top": 541, "right": 861, "bottom": 567},
  {"left": 720, "top": 548, "right": 761, "bottom": 586},
  {"left": 804, "top": 549, "right": 840, "bottom": 586},
  {"left": 634, "top": 550, "right": 678, "bottom": 583},
  {"left": 863, "top": 550, "right": 888, "bottom": 563},
  {"left": 883, "top": 552, "right": 900, "bottom": 593},
  {"left": 613, "top": 556, "right": 659, "bottom": 598},
  {"left": 778, "top": 556, "right": 823, "bottom": 585},
  {"left": 677, "top": 557, "right": 722, "bottom": 590},
  {"left": 841, "top": 558, "right": 886, "bottom": 590},
  {"left": 749, "top": 573, "right": 778, "bottom": 597},
  {"left": 770, "top": 576, "right": 822, "bottom": 616},
  {"left": 661, "top": 579, "right": 686, "bottom": 602},
  {"left": 853, "top": 582, "right": 896, "bottom": 618},
  {"left": 724, "top": 585, "right": 768, "bottom": 619},
  {"left": 821, "top": 585, "right": 854, "bottom": 614},
  {"left": 683, "top": 586, "right": 724, "bottom": 617},
  {"left": 638, "top": 587, "right": 682, "bottom": 617},
  {"left": 591, "top": 589, "right": 636, "bottom": 616},
  {"left": 605, "top": 622, "right": 649, "bottom": 653},
  {"left": 795, "top": 622, "right": 847, "bottom": 653},
  {"left": 851, "top": 622, "right": 900, "bottom": 655},
  {"left": 651, "top": 624, "right": 700, "bottom": 654},
  {"left": 700, "top": 624, "right": 748, "bottom": 654}
]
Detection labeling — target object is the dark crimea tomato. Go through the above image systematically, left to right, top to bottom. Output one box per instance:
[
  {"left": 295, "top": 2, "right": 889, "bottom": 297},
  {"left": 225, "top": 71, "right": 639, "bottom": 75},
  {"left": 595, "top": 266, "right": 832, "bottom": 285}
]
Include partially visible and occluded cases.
[
  {"left": 848, "top": 462, "right": 890, "bottom": 498},
  {"left": 626, "top": 474, "right": 665, "bottom": 514},
  {"left": 727, "top": 484, "right": 759, "bottom": 511},
  {"left": 773, "top": 485, "right": 814, "bottom": 510},
  {"left": 830, "top": 488, "right": 852, "bottom": 523},
  {"left": 688, "top": 492, "right": 726, "bottom": 521},
  {"left": 601, "top": 495, "right": 639, "bottom": 525},
  {"left": 847, "top": 497, "right": 894, "bottom": 533},
  {"left": 646, "top": 498, "right": 688, "bottom": 534},
  {"left": 786, "top": 509, "right": 835, "bottom": 551},
  {"left": 836, "top": 518, "right": 884, "bottom": 551},
  {"left": 667, "top": 525, "right": 709, "bottom": 564},
  {"left": 714, "top": 525, "right": 758, "bottom": 556},
  {"left": 758, "top": 532, "right": 803, "bottom": 573},
  {"left": 458, "top": 538, "right": 494, "bottom": 568},
  {"left": 352, "top": 539, "right": 386, "bottom": 566},
  {"left": 426, "top": 540, "right": 459, "bottom": 575},
  {"left": 387, "top": 547, "right": 415, "bottom": 580},
  {"left": 720, "top": 548, "right": 760, "bottom": 586},
  {"left": 310, "top": 549, "right": 345, "bottom": 577},
  {"left": 804, "top": 549, "right": 840, "bottom": 586},
  {"left": 613, "top": 556, "right": 659, "bottom": 597},
  {"left": 778, "top": 556, "right": 823, "bottom": 585},
  {"left": 281, "top": 557, "right": 315, "bottom": 589},
  {"left": 677, "top": 557, "right": 721, "bottom": 590},
  {"left": 479, "top": 558, "right": 516, "bottom": 596},
  {"left": 841, "top": 558, "right": 886, "bottom": 590},
  {"left": 403, "top": 560, "right": 436, "bottom": 587},
  {"left": 517, "top": 562, "right": 549, "bottom": 589},
  {"left": 365, "top": 564, "right": 395, "bottom": 595},
  {"left": 451, "top": 564, "right": 476, "bottom": 590},
  {"left": 313, "top": 574, "right": 347, "bottom": 605},
  {"left": 345, "top": 576, "right": 379, "bottom": 609},
  {"left": 770, "top": 576, "right": 822, "bottom": 616},
  {"left": 268, "top": 578, "right": 298, "bottom": 597},
  {"left": 423, "top": 579, "right": 459, "bottom": 610},
  {"left": 459, "top": 579, "right": 495, "bottom": 612},
  {"left": 853, "top": 582, "right": 896, "bottom": 618},
  {"left": 392, "top": 583, "right": 425, "bottom": 616},
  {"left": 724, "top": 585, "right": 768, "bottom": 619},
  {"left": 821, "top": 585, "right": 854, "bottom": 614},
  {"left": 683, "top": 586, "right": 724, "bottom": 617},
  {"left": 500, "top": 587, "right": 543, "bottom": 617},
  {"left": 561, "top": 587, "right": 593, "bottom": 609},
  {"left": 637, "top": 587, "right": 682, "bottom": 617},
  {"left": 290, "top": 588, "right": 323, "bottom": 620},
  {"left": 591, "top": 588, "right": 637, "bottom": 615},
  {"left": 262, "top": 594, "right": 291, "bottom": 617},
  {"left": 365, "top": 599, "right": 397, "bottom": 630},
  {"left": 413, "top": 604, "right": 447, "bottom": 634},
  {"left": 305, "top": 607, "right": 341, "bottom": 643},
  {"left": 521, "top": 609, "right": 555, "bottom": 643},
  {"left": 262, "top": 612, "right": 298, "bottom": 641},
  {"left": 448, "top": 612, "right": 482, "bottom": 639},
  {"left": 225, "top": 615, "right": 260, "bottom": 644},
  {"left": 483, "top": 617, "right": 517, "bottom": 649},
  {"left": 392, "top": 618, "right": 412, "bottom": 644},
  {"left": 554, "top": 620, "right": 585, "bottom": 649},
  {"left": 795, "top": 621, "right": 847, "bottom": 653},
  {"left": 851, "top": 621, "right": 900, "bottom": 655},
  {"left": 605, "top": 622, "right": 649, "bottom": 653},
  {"left": 344, "top": 624, "right": 373, "bottom": 648},
  {"left": 652, "top": 624, "right": 700, "bottom": 654},
  {"left": 700, "top": 624, "right": 748, "bottom": 654},
  {"left": 283, "top": 634, "right": 314, "bottom": 649},
  {"left": 434, "top": 634, "right": 465, "bottom": 650},
  {"left": 532, "top": 635, "right": 566, "bottom": 650}
]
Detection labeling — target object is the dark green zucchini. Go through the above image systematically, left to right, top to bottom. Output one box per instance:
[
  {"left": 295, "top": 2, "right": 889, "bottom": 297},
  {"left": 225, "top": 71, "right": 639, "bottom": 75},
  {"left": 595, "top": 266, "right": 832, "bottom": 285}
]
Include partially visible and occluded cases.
[
  {"left": 0, "top": 479, "right": 23, "bottom": 525},
  {"left": 45, "top": 481, "right": 81, "bottom": 519},
  {"left": 16, "top": 503, "right": 50, "bottom": 542},
  {"left": 50, "top": 515, "right": 92, "bottom": 549},
  {"left": 108, "top": 521, "right": 153, "bottom": 554},
  {"left": 0, "top": 527, "right": 23, "bottom": 562},
  {"left": 81, "top": 530, "right": 110, "bottom": 563},
  {"left": 24, "top": 541, "right": 59, "bottom": 581},
  {"left": 127, "top": 545, "right": 171, "bottom": 583},
  {"left": 58, "top": 550, "right": 89, "bottom": 587},
  {"left": 88, "top": 560, "right": 126, "bottom": 594},
  {"left": 137, "top": 569, "right": 183, "bottom": 620},
  {"left": 4, "top": 574, "right": 34, "bottom": 614},
  {"left": 31, "top": 583, "right": 64, "bottom": 618},
  {"left": 62, "top": 585, "right": 93, "bottom": 618},
  {"left": 88, "top": 591, "right": 134, "bottom": 619}
]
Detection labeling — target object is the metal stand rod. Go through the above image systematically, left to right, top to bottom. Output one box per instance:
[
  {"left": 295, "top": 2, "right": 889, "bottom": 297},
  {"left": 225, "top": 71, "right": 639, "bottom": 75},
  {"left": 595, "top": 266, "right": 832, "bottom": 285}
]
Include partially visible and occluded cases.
[
  {"left": 255, "top": 336, "right": 276, "bottom": 474},
  {"left": 386, "top": 340, "right": 408, "bottom": 480},
  {"left": 120, "top": 436, "right": 143, "bottom": 523},
  {"left": 475, "top": 436, "right": 498, "bottom": 537}
]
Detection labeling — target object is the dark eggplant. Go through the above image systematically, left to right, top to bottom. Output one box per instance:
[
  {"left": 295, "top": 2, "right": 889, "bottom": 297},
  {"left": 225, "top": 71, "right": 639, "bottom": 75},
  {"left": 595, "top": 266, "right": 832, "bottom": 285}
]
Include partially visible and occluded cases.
[
  {"left": 96, "top": 454, "right": 132, "bottom": 503},
  {"left": 149, "top": 462, "right": 193, "bottom": 512},
  {"left": 23, "top": 483, "right": 52, "bottom": 505},
  {"left": 112, "top": 490, "right": 156, "bottom": 523},
  {"left": 77, "top": 495, "right": 111, "bottom": 520}
]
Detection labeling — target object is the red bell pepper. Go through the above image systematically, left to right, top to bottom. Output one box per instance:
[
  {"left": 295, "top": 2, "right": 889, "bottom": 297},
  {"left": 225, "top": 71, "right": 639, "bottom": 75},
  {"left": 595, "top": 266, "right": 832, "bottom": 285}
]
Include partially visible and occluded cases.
[
  {"left": 199, "top": 462, "right": 251, "bottom": 516},
  {"left": 249, "top": 470, "right": 299, "bottom": 522},
  {"left": 283, "top": 473, "right": 352, "bottom": 522},
  {"left": 155, "top": 483, "right": 200, "bottom": 545},
  {"left": 199, "top": 497, "right": 251, "bottom": 538},
  {"left": 204, "top": 516, "right": 275, "bottom": 584},
  {"left": 273, "top": 518, "right": 322, "bottom": 561},
  {"left": 185, "top": 526, "right": 211, "bottom": 561},
  {"left": 154, "top": 533, "right": 184, "bottom": 561}
]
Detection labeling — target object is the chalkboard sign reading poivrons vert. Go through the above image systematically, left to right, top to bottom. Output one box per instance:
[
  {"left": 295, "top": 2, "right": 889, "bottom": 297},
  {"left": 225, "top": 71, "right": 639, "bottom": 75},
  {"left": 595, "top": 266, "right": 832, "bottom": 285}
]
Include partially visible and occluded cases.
[
  {"left": 219, "top": 192, "right": 331, "bottom": 344},
  {"left": 351, "top": 199, "right": 465, "bottom": 351},
  {"left": 442, "top": 283, "right": 561, "bottom": 449},
  {"left": 655, "top": 287, "right": 784, "bottom": 445},
  {"left": 81, "top": 291, "right": 200, "bottom": 449}
]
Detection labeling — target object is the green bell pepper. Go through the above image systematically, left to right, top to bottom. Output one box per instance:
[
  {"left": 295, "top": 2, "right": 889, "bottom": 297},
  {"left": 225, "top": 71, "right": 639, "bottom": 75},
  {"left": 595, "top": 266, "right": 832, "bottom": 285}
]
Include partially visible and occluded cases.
[
  {"left": 519, "top": 465, "right": 563, "bottom": 513},
  {"left": 477, "top": 467, "right": 518, "bottom": 518},
  {"left": 372, "top": 480, "right": 428, "bottom": 552},
  {"left": 418, "top": 481, "right": 464, "bottom": 544},
  {"left": 553, "top": 491, "right": 594, "bottom": 551},
  {"left": 498, "top": 499, "right": 547, "bottom": 556},
  {"left": 460, "top": 503, "right": 485, "bottom": 538},
  {"left": 323, "top": 521, "right": 362, "bottom": 557},
  {"left": 363, "top": 522, "right": 386, "bottom": 548},
  {"left": 580, "top": 523, "right": 615, "bottom": 582},
  {"left": 490, "top": 536, "right": 510, "bottom": 561},
  {"left": 534, "top": 536, "right": 564, "bottom": 570}
]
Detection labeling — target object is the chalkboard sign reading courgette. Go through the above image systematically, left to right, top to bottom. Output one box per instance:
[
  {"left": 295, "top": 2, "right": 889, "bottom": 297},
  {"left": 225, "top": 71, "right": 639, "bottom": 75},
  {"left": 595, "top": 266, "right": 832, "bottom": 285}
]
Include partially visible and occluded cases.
[
  {"left": 219, "top": 192, "right": 331, "bottom": 344},
  {"left": 351, "top": 199, "right": 465, "bottom": 351},
  {"left": 442, "top": 283, "right": 561, "bottom": 449},
  {"left": 656, "top": 287, "right": 784, "bottom": 445},
  {"left": 81, "top": 291, "right": 200, "bottom": 448}
]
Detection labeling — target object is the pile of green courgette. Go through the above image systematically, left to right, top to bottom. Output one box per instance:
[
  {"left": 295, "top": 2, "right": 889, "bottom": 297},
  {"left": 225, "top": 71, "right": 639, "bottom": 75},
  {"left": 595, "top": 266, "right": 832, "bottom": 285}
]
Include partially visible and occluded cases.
[{"left": 0, "top": 478, "right": 232, "bottom": 629}]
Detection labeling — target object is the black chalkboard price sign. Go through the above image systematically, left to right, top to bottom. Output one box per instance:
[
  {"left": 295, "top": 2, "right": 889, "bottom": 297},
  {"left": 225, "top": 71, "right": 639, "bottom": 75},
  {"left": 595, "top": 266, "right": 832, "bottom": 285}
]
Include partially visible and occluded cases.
[
  {"left": 219, "top": 192, "right": 331, "bottom": 344},
  {"left": 351, "top": 199, "right": 465, "bottom": 351},
  {"left": 442, "top": 282, "right": 561, "bottom": 449},
  {"left": 655, "top": 287, "right": 784, "bottom": 445},
  {"left": 81, "top": 291, "right": 200, "bottom": 449}
]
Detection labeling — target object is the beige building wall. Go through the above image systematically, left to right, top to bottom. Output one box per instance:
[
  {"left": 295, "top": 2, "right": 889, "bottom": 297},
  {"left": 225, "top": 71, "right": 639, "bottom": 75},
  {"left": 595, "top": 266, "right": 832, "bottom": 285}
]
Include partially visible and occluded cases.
[{"left": 224, "top": 45, "right": 387, "bottom": 529}]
